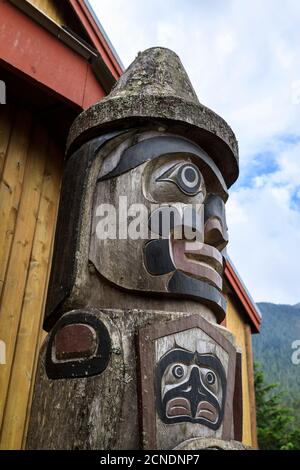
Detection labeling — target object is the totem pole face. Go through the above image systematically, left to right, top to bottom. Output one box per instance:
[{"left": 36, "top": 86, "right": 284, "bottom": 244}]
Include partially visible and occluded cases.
[
  {"left": 89, "top": 130, "right": 229, "bottom": 318},
  {"left": 138, "top": 315, "right": 237, "bottom": 449},
  {"left": 155, "top": 348, "right": 226, "bottom": 429}
]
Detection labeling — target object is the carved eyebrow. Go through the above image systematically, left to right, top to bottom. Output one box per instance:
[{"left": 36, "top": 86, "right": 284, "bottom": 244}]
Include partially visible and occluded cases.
[
  {"left": 97, "top": 135, "right": 228, "bottom": 200},
  {"left": 156, "top": 349, "right": 195, "bottom": 378},
  {"left": 195, "top": 353, "right": 226, "bottom": 383}
]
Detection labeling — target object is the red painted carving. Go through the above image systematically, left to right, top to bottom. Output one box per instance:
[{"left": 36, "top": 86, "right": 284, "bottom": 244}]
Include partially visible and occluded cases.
[{"left": 55, "top": 324, "right": 97, "bottom": 360}]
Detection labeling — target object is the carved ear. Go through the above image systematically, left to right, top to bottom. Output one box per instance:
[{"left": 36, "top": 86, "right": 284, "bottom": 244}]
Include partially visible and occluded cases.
[{"left": 45, "top": 311, "right": 111, "bottom": 379}]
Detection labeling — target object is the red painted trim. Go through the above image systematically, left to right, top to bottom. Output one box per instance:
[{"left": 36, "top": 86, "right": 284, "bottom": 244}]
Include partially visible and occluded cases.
[
  {"left": 69, "top": 0, "right": 123, "bottom": 80},
  {"left": 0, "top": 2, "right": 105, "bottom": 108},
  {"left": 82, "top": 65, "right": 106, "bottom": 108},
  {"left": 224, "top": 259, "right": 261, "bottom": 333}
]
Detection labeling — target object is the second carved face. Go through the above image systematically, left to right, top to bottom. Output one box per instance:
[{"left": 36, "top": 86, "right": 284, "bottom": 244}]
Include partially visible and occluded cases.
[{"left": 155, "top": 347, "right": 227, "bottom": 429}]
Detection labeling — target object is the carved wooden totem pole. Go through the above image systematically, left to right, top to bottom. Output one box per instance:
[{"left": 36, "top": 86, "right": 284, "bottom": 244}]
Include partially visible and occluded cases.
[{"left": 27, "top": 48, "right": 244, "bottom": 450}]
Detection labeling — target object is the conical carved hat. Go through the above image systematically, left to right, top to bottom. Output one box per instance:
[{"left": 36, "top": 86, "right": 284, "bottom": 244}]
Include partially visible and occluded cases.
[{"left": 67, "top": 47, "right": 239, "bottom": 187}]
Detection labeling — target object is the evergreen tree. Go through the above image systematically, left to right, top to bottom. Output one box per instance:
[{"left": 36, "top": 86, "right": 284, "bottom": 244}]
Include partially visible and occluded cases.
[{"left": 254, "top": 362, "right": 300, "bottom": 450}]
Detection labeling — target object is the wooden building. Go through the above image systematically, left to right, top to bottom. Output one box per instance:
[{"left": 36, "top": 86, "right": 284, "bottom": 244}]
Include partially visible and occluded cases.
[
  {"left": 0, "top": 0, "right": 261, "bottom": 450},
  {"left": 224, "top": 259, "right": 261, "bottom": 447}
]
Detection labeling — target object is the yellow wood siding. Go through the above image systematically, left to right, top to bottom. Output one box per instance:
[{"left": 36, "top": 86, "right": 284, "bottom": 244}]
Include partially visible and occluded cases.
[
  {"left": 0, "top": 105, "right": 63, "bottom": 449},
  {"left": 226, "top": 297, "right": 255, "bottom": 447}
]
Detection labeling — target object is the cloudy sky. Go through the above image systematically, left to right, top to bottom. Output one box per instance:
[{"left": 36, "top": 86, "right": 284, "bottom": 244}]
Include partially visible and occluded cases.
[{"left": 90, "top": 0, "right": 300, "bottom": 305}]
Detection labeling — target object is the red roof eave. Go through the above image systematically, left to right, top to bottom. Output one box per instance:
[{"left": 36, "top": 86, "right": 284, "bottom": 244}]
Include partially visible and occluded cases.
[
  {"left": 69, "top": 0, "right": 123, "bottom": 80},
  {"left": 0, "top": 1, "right": 106, "bottom": 109}
]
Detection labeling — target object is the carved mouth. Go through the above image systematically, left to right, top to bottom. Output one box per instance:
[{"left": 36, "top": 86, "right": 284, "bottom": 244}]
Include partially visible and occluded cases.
[
  {"left": 171, "top": 240, "right": 223, "bottom": 290},
  {"left": 166, "top": 397, "right": 192, "bottom": 418},
  {"left": 166, "top": 398, "right": 219, "bottom": 423},
  {"left": 196, "top": 401, "right": 218, "bottom": 423}
]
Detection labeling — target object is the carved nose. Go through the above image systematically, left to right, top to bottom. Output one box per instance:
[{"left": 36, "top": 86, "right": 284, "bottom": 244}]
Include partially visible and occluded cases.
[
  {"left": 204, "top": 218, "right": 228, "bottom": 250},
  {"left": 189, "top": 366, "right": 204, "bottom": 394},
  {"left": 187, "top": 367, "right": 206, "bottom": 417}
]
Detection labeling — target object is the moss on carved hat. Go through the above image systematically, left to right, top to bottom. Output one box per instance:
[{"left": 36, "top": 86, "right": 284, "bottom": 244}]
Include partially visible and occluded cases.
[{"left": 67, "top": 47, "right": 239, "bottom": 187}]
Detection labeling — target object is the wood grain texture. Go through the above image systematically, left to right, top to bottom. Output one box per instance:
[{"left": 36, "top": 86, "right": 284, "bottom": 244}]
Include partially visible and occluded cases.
[
  {"left": 0, "top": 105, "right": 14, "bottom": 178},
  {"left": 0, "top": 105, "right": 15, "bottom": 299},
  {"left": 0, "top": 106, "right": 63, "bottom": 449},
  {"left": 0, "top": 108, "right": 32, "bottom": 295},
  {"left": 0, "top": 121, "right": 47, "bottom": 434},
  {"left": 44, "top": 134, "right": 217, "bottom": 331},
  {"left": 89, "top": 134, "right": 226, "bottom": 321},
  {"left": 0, "top": 137, "right": 62, "bottom": 449},
  {"left": 43, "top": 140, "right": 93, "bottom": 328},
  {"left": 21, "top": 142, "right": 62, "bottom": 449},
  {"left": 21, "top": 144, "right": 61, "bottom": 447},
  {"left": 226, "top": 297, "right": 253, "bottom": 446},
  {"left": 27, "top": 309, "right": 220, "bottom": 450},
  {"left": 27, "top": 309, "right": 126, "bottom": 450},
  {"left": 138, "top": 315, "right": 237, "bottom": 449},
  {"left": 245, "top": 324, "right": 258, "bottom": 449},
  {"left": 155, "top": 330, "right": 228, "bottom": 449},
  {"left": 233, "top": 351, "right": 243, "bottom": 441}
]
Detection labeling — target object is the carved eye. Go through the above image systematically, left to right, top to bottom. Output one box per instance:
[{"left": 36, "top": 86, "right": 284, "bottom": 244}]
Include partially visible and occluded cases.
[
  {"left": 156, "top": 163, "right": 204, "bottom": 196},
  {"left": 178, "top": 164, "right": 200, "bottom": 192},
  {"left": 172, "top": 364, "right": 185, "bottom": 379},
  {"left": 205, "top": 371, "right": 216, "bottom": 385}
]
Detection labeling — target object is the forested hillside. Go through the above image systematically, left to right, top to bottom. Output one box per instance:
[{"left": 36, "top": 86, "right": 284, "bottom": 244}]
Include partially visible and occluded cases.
[{"left": 253, "top": 302, "right": 300, "bottom": 425}]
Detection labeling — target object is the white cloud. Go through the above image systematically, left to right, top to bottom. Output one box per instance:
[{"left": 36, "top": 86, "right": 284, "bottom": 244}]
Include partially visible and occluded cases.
[
  {"left": 89, "top": 0, "right": 300, "bottom": 303},
  {"left": 215, "top": 30, "right": 237, "bottom": 56},
  {"left": 227, "top": 136, "right": 300, "bottom": 304},
  {"left": 228, "top": 141, "right": 300, "bottom": 304}
]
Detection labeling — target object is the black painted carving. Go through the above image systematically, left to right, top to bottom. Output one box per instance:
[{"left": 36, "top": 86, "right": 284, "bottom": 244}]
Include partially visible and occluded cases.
[
  {"left": 44, "top": 131, "right": 127, "bottom": 330},
  {"left": 98, "top": 135, "right": 228, "bottom": 199},
  {"left": 156, "top": 162, "right": 204, "bottom": 196},
  {"left": 204, "top": 194, "right": 227, "bottom": 222},
  {"left": 204, "top": 195, "right": 228, "bottom": 250},
  {"left": 144, "top": 239, "right": 175, "bottom": 275},
  {"left": 167, "top": 271, "right": 226, "bottom": 319},
  {"left": 45, "top": 311, "right": 111, "bottom": 379},
  {"left": 155, "top": 348, "right": 226, "bottom": 429}
]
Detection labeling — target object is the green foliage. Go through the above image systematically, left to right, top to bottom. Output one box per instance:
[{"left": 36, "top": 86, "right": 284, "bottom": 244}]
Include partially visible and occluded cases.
[
  {"left": 253, "top": 302, "right": 300, "bottom": 426},
  {"left": 254, "top": 362, "right": 300, "bottom": 450}
]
